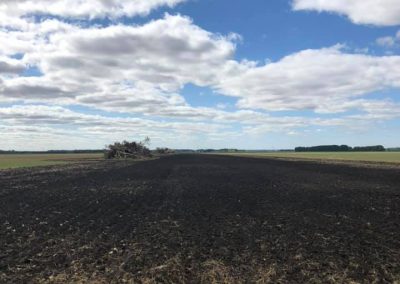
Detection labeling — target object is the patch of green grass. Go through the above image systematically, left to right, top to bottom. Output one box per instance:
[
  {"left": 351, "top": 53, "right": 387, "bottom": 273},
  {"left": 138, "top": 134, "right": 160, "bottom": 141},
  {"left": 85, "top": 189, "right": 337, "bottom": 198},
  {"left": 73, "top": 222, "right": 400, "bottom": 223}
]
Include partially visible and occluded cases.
[
  {"left": 221, "top": 152, "right": 400, "bottom": 164},
  {"left": 0, "top": 153, "right": 103, "bottom": 170}
]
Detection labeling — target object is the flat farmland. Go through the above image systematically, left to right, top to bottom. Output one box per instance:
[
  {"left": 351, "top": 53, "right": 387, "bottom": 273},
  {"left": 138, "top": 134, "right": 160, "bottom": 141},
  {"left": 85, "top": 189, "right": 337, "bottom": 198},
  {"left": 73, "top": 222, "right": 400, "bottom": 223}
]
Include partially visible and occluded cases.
[
  {"left": 221, "top": 151, "right": 400, "bottom": 164},
  {"left": 0, "top": 153, "right": 103, "bottom": 170},
  {"left": 1, "top": 154, "right": 399, "bottom": 283}
]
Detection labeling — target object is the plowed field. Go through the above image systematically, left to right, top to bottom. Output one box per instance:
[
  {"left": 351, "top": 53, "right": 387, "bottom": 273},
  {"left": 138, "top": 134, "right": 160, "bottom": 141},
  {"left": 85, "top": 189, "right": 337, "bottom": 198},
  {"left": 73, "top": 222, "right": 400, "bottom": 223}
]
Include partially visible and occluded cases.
[{"left": 1, "top": 155, "right": 400, "bottom": 283}]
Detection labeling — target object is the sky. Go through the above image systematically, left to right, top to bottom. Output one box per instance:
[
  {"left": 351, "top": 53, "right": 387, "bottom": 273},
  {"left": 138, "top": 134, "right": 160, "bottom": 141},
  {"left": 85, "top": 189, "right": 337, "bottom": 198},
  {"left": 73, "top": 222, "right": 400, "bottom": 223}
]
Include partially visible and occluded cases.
[{"left": 0, "top": 0, "right": 400, "bottom": 150}]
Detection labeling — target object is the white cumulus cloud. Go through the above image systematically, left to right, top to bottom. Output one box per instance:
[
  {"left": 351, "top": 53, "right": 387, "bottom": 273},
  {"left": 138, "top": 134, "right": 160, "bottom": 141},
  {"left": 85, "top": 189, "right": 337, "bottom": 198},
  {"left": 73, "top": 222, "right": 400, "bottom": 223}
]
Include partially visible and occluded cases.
[
  {"left": 0, "top": 0, "right": 186, "bottom": 19},
  {"left": 292, "top": 0, "right": 400, "bottom": 26},
  {"left": 0, "top": 14, "right": 240, "bottom": 119},
  {"left": 376, "top": 30, "right": 400, "bottom": 47},
  {"left": 218, "top": 45, "right": 400, "bottom": 113},
  {"left": 0, "top": 56, "right": 26, "bottom": 74}
]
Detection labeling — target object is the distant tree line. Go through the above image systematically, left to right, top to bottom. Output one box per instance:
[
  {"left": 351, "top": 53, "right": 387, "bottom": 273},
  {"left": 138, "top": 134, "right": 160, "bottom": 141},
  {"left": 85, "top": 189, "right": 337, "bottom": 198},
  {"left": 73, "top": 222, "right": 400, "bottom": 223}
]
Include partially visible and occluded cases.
[
  {"left": 295, "top": 145, "right": 386, "bottom": 152},
  {"left": 352, "top": 146, "right": 386, "bottom": 152},
  {"left": 155, "top": 148, "right": 175, "bottom": 155},
  {"left": 174, "top": 149, "right": 197, "bottom": 153},
  {"left": 194, "top": 149, "right": 297, "bottom": 153},
  {"left": 196, "top": 149, "right": 241, "bottom": 153}
]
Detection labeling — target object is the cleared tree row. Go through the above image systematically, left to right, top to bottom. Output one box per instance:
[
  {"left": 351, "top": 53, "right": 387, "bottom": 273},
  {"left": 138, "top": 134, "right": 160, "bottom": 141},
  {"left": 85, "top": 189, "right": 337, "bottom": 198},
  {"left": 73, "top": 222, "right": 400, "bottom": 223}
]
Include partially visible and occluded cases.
[{"left": 104, "top": 137, "right": 174, "bottom": 159}]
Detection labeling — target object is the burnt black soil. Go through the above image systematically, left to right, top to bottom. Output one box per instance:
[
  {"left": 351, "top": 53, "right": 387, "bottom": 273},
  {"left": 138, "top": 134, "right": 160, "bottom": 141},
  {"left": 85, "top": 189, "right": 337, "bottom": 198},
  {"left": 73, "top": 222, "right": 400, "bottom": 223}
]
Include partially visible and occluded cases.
[{"left": 1, "top": 154, "right": 400, "bottom": 283}]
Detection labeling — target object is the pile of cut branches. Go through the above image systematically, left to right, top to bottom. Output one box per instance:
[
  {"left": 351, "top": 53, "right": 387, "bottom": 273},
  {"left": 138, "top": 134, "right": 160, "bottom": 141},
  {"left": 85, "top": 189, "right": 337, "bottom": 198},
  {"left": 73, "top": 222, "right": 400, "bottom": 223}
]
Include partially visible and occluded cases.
[{"left": 105, "top": 137, "right": 151, "bottom": 159}]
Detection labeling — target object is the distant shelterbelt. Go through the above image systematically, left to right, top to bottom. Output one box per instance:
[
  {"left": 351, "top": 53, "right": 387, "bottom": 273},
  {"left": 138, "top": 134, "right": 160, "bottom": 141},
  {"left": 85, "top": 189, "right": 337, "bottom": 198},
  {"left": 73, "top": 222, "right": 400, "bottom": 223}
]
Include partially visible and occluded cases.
[{"left": 295, "top": 145, "right": 386, "bottom": 152}]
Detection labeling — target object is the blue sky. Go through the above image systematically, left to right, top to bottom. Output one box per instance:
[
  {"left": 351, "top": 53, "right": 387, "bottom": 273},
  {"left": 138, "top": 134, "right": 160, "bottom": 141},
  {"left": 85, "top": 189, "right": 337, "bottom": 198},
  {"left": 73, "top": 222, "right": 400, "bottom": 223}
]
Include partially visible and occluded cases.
[{"left": 0, "top": 0, "right": 399, "bottom": 150}]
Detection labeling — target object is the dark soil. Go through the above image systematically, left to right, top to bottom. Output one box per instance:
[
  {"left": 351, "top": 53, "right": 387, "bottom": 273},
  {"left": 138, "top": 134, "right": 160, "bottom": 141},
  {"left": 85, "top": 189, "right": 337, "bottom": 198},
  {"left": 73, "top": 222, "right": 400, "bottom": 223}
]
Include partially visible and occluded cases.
[{"left": 1, "top": 154, "right": 400, "bottom": 283}]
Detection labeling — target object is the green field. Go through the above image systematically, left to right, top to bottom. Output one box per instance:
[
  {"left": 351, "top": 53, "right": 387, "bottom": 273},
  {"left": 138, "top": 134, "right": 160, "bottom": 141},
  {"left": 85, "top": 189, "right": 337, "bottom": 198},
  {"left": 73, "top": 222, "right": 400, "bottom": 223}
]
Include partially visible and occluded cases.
[
  {"left": 221, "top": 152, "right": 400, "bottom": 164},
  {"left": 0, "top": 153, "right": 103, "bottom": 170}
]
